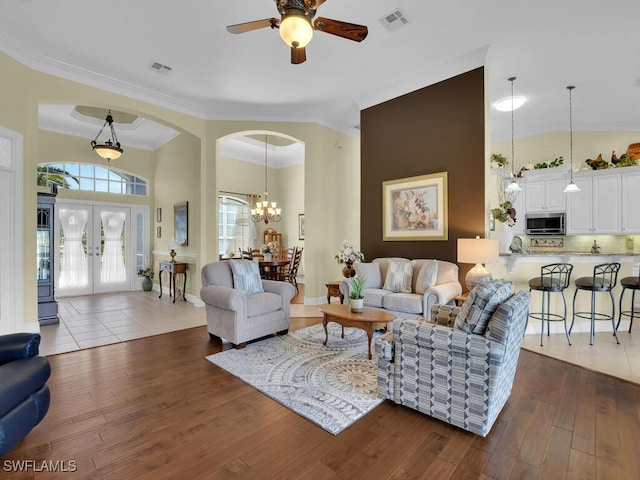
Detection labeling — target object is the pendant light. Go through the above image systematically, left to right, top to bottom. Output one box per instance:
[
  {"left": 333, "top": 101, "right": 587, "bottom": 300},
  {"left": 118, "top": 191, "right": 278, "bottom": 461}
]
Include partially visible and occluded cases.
[
  {"left": 505, "top": 76, "right": 522, "bottom": 194},
  {"left": 563, "top": 85, "right": 581, "bottom": 193},
  {"left": 90, "top": 110, "right": 123, "bottom": 161},
  {"left": 251, "top": 135, "right": 282, "bottom": 224}
]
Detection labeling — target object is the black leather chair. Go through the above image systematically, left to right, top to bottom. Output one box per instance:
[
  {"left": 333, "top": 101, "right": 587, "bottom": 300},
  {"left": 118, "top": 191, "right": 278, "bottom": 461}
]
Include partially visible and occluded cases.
[{"left": 0, "top": 333, "right": 51, "bottom": 456}]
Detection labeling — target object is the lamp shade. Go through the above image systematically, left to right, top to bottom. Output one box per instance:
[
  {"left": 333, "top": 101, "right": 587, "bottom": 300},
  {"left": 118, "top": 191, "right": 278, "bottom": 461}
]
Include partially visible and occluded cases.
[
  {"left": 279, "top": 12, "right": 313, "bottom": 48},
  {"left": 457, "top": 237, "right": 499, "bottom": 292},
  {"left": 457, "top": 238, "right": 499, "bottom": 265}
]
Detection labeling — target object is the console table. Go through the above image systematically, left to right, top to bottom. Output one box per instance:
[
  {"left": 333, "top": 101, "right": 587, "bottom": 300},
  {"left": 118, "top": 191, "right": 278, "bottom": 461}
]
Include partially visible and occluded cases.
[{"left": 159, "top": 261, "right": 187, "bottom": 303}]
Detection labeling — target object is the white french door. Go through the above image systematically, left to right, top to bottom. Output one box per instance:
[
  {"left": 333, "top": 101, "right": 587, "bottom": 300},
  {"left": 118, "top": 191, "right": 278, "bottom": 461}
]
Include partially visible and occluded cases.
[{"left": 56, "top": 202, "right": 143, "bottom": 296}]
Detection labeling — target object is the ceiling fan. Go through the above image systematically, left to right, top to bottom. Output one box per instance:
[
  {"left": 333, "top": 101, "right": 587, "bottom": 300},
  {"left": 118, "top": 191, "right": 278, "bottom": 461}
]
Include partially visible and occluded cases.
[{"left": 226, "top": 0, "right": 368, "bottom": 64}]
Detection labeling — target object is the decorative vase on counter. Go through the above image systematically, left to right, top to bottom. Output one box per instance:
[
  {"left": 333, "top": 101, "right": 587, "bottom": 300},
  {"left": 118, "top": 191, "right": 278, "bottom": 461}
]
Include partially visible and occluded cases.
[
  {"left": 498, "top": 226, "right": 514, "bottom": 254},
  {"left": 342, "top": 261, "right": 356, "bottom": 278},
  {"left": 142, "top": 276, "right": 153, "bottom": 292}
]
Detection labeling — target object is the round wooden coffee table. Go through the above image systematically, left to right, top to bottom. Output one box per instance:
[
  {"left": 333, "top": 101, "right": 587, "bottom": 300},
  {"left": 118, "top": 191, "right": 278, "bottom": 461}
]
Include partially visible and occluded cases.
[{"left": 319, "top": 303, "right": 396, "bottom": 359}]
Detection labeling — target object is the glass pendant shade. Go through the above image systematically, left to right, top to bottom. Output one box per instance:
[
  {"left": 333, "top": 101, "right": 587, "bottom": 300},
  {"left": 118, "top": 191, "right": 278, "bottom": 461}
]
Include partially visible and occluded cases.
[
  {"left": 279, "top": 13, "right": 313, "bottom": 48},
  {"left": 564, "top": 85, "right": 581, "bottom": 193},
  {"left": 563, "top": 180, "right": 580, "bottom": 193}
]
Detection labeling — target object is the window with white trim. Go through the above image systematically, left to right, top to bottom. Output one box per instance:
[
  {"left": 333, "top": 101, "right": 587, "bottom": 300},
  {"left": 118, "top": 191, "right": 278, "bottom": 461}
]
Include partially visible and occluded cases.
[{"left": 37, "top": 163, "right": 147, "bottom": 196}]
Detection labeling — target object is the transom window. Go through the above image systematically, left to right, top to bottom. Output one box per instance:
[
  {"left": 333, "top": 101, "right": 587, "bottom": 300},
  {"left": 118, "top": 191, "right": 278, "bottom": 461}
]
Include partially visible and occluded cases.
[{"left": 37, "top": 163, "right": 148, "bottom": 196}]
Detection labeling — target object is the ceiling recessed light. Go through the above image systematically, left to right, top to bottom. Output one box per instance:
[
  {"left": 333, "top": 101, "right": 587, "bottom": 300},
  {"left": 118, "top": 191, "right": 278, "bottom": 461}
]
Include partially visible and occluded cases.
[{"left": 495, "top": 96, "right": 526, "bottom": 112}]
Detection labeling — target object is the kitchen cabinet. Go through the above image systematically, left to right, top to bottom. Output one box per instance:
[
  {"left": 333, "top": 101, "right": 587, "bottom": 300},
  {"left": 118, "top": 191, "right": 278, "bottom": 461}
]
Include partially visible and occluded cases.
[
  {"left": 621, "top": 169, "right": 640, "bottom": 233},
  {"left": 566, "top": 171, "right": 621, "bottom": 234},
  {"left": 525, "top": 176, "right": 566, "bottom": 213}
]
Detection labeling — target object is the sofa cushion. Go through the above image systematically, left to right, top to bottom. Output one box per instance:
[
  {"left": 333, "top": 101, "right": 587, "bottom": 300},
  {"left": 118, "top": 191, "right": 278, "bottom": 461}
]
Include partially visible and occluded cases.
[
  {"left": 230, "top": 259, "right": 264, "bottom": 294},
  {"left": 414, "top": 259, "right": 438, "bottom": 294},
  {"left": 383, "top": 261, "right": 413, "bottom": 293},
  {"left": 354, "top": 262, "right": 382, "bottom": 288},
  {"left": 454, "top": 280, "right": 514, "bottom": 335},
  {"left": 363, "top": 288, "right": 391, "bottom": 308},
  {"left": 246, "top": 292, "right": 282, "bottom": 317},
  {"left": 382, "top": 293, "right": 423, "bottom": 314}
]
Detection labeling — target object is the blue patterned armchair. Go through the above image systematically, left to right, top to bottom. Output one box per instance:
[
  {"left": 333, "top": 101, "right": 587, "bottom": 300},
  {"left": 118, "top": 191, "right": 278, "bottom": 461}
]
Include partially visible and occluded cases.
[{"left": 375, "top": 281, "right": 530, "bottom": 437}]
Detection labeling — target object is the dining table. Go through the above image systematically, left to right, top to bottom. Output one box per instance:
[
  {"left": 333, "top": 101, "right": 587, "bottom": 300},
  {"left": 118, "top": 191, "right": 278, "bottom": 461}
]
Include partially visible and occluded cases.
[{"left": 257, "top": 258, "right": 290, "bottom": 280}]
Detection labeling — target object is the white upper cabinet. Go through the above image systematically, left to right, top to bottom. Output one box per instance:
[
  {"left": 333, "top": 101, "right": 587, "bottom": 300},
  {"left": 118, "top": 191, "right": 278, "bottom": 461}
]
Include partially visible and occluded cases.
[
  {"left": 566, "top": 169, "right": 623, "bottom": 234},
  {"left": 621, "top": 169, "right": 640, "bottom": 233},
  {"left": 524, "top": 171, "right": 567, "bottom": 213}
]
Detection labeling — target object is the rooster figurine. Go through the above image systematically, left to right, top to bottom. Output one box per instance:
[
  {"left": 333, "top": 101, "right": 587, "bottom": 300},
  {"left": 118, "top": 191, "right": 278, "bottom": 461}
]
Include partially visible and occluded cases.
[{"left": 585, "top": 153, "right": 608, "bottom": 170}]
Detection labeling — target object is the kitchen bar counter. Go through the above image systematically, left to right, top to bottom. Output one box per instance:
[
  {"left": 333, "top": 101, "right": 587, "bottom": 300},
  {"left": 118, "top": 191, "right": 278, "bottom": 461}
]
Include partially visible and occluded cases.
[{"left": 499, "top": 252, "right": 640, "bottom": 274}]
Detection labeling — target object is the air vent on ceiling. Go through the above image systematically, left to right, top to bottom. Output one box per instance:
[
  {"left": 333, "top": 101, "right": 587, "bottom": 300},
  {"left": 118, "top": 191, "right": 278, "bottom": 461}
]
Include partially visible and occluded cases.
[
  {"left": 380, "top": 8, "right": 408, "bottom": 32},
  {"left": 150, "top": 62, "right": 173, "bottom": 74}
]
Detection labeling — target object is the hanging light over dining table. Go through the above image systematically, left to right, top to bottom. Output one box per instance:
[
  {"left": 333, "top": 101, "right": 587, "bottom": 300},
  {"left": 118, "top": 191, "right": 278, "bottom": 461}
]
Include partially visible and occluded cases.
[{"left": 251, "top": 134, "right": 281, "bottom": 224}]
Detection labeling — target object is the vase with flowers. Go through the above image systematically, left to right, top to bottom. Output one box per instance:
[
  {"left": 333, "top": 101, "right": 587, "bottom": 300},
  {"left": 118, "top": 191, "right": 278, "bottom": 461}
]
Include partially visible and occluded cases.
[
  {"left": 335, "top": 239, "right": 364, "bottom": 278},
  {"left": 261, "top": 241, "right": 279, "bottom": 260},
  {"left": 138, "top": 267, "right": 154, "bottom": 291}
]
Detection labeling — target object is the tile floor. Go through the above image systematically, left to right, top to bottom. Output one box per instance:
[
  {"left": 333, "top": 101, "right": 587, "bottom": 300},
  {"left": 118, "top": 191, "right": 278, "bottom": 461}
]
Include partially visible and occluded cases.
[{"left": 40, "top": 291, "right": 639, "bottom": 385}]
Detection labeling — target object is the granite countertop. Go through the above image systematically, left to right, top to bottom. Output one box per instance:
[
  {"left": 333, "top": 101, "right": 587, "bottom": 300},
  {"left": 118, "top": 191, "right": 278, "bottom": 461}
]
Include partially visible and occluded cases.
[{"left": 502, "top": 251, "right": 640, "bottom": 257}]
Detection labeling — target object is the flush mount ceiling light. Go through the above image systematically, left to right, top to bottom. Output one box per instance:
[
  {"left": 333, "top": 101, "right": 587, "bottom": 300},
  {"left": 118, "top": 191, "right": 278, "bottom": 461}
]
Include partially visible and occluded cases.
[
  {"left": 505, "top": 77, "right": 522, "bottom": 194},
  {"left": 564, "top": 85, "right": 581, "bottom": 193},
  {"left": 495, "top": 95, "right": 526, "bottom": 112},
  {"left": 90, "top": 110, "right": 123, "bottom": 161}
]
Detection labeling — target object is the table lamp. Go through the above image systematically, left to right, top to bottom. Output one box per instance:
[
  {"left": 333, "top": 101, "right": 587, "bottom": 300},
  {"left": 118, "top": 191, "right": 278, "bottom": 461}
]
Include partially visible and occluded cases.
[
  {"left": 457, "top": 236, "right": 499, "bottom": 292},
  {"left": 167, "top": 239, "right": 179, "bottom": 263}
]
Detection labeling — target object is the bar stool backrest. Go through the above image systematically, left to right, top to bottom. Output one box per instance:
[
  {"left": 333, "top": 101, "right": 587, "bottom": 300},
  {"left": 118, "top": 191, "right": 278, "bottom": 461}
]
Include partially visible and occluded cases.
[
  {"left": 592, "top": 262, "right": 621, "bottom": 291},
  {"left": 540, "top": 263, "right": 573, "bottom": 291}
]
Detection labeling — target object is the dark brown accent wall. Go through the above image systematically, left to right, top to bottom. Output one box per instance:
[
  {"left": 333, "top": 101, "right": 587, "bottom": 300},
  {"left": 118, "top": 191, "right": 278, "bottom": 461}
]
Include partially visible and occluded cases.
[{"left": 360, "top": 67, "right": 486, "bottom": 280}]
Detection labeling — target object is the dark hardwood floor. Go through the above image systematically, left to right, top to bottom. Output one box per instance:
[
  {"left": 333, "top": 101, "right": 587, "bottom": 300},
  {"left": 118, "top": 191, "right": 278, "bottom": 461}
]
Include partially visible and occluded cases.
[{"left": 3, "top": 318, "right": 640, "bottom": 479}]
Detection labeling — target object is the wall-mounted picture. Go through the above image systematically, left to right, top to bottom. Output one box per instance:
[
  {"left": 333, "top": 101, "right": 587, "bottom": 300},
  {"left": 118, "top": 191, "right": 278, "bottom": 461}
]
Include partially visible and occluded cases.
[
  {"left": 382, "top": 171, "right": 448, "bottom": 241},
  {"left": 174, "top": 201, "right": 188, "bottom": 246},
  {"left": 156, "top": 208, "right": 162, "bottom": 223},
  {"left": 298, "top": 213, "right": 305, "bottom": 240},
  {"left": 157, "top": 226, "right": 161, "bottom": 238}
]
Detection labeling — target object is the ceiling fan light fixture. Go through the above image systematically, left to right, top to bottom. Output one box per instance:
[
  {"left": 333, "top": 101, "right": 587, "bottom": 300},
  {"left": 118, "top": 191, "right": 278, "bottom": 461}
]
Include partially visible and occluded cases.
[{"left": 279, "top": 12, "right": 313, "bottom": 48}]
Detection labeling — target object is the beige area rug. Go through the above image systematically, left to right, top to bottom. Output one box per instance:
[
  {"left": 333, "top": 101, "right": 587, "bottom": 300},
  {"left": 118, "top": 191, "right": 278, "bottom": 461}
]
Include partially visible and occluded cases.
[{"left": 206, "top": 323, "right": 383, "bottom": 435}]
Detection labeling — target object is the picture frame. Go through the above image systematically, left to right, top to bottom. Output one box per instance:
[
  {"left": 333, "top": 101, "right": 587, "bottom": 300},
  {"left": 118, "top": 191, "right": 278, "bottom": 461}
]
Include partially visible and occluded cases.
[
  {"left": 382, "top": 172, "right": 448, "bottom": 241},
  {"left": 174, "top": 201, "right": 188, "bottom": 246},
  {"left": 156, "top": 207, "right": 162, "bottom": 223},
  {"left": 298, "top": 213, "right": 305, "bottom": 240},
  {"left": 156, "top": 226, "right": 161, "bottom": 238}
]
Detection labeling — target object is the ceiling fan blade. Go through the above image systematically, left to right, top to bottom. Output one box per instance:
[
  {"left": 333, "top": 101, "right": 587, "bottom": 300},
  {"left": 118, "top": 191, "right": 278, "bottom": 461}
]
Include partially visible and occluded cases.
[
  {"left": 313, "top": 17, "right": 368, "bottom": 42},
  {"left": 227, "top": 18, "right": 279, "bottom": 34},
  {"left": 291, "top": 46, "right": 307, "bottom": 65}
]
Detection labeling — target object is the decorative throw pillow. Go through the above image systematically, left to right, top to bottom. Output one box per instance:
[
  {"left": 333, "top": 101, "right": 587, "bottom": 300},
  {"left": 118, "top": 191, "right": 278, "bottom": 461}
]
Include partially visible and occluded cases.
[
  {"left": 229, "top": 259, "right": 264, "bottom": 294},
  {"left": 415, "top": 259, "right": 438, "bottom": 294},
  {"left": 382, "top": 261, "right": 413, "bottom": 293},
  {"left": 354, "top": 262, "right": 382, "bottom": 288},
  {"left": 454, "top": 280, "right": 514, "bottom": 335}
]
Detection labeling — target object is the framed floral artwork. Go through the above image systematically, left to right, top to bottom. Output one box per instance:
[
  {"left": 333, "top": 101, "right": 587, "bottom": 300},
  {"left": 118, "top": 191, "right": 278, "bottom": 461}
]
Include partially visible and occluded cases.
[{"left": 382, "top": 172, "right": 448, "bottom": 241}]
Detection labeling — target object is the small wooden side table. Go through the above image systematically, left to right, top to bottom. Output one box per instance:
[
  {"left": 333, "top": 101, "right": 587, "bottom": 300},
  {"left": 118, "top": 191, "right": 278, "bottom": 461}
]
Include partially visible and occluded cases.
[
  {"left": 159, "top": 261, "right": 187, "bottom": 303},
  {"left": 326, "top": 281, "right": 344, "bottom": 304},
  {"left": 455, "top": 292, "right": 469, "bottom": 307}
]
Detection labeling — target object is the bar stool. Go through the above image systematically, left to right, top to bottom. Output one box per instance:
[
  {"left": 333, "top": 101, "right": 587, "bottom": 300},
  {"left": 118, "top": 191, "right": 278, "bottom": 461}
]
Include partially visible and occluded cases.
[
  {"left": 528, "top": 263, "right": 573, "bottom": 346},
  {"left": 570, "top": 263, "right": 621, "bottom": 345},
  {"left": 616, "top": 268, "right": 640, "bottom": 333}
]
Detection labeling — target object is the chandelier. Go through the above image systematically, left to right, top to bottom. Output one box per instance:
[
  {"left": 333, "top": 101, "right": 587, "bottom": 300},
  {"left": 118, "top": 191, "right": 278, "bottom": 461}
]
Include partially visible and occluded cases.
[
  {"left": 90, "top": 110, "right": 123, "bottom": 161},
  {"left": 251, "top": 135, "right": 281, "bottom": 224}
]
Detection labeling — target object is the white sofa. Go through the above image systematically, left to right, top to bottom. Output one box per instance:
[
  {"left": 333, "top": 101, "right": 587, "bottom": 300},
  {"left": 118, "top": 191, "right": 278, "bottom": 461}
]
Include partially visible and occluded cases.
[{"left": 338, "top": 257, "right": 462, "bottom": 320}]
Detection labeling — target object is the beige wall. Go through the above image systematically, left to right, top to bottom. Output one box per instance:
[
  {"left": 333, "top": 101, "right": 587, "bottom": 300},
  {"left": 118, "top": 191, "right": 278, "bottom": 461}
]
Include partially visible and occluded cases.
[{"left": 0, "top": 51, "right": 360, "bottom": 331}]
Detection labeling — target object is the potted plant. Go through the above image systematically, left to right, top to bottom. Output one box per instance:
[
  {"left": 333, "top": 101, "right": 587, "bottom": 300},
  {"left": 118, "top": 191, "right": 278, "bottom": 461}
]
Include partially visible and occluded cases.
[
  {"left": 138, "top": 267, "right": 154, "bottom": 292},
  {"left": 349, "top": 276, "right": 366, "bottom": 313}
]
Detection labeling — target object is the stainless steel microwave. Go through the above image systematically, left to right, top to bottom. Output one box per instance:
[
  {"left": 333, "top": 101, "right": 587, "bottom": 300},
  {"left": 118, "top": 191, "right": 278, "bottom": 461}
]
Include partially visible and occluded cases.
[{"left": 525, "top": 212, "right": 566, "bottom": 235}]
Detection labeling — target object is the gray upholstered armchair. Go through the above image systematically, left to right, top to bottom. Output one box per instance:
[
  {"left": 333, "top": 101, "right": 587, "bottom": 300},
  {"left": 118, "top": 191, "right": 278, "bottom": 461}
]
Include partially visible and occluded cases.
[
  {"left": 200, "top": 260, "right": 295, "bottom": 348},
  {"left": 375, "top": 280, "right": 530, "bottom": 436}
]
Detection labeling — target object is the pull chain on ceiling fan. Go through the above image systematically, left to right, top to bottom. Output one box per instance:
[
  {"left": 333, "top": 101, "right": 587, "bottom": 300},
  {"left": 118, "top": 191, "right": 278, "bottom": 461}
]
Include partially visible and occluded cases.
[{"left": 226, "top": 0, "right": 368, "bottom": 64}]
